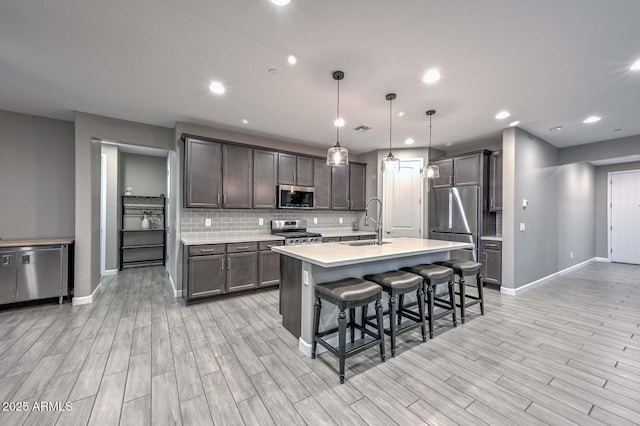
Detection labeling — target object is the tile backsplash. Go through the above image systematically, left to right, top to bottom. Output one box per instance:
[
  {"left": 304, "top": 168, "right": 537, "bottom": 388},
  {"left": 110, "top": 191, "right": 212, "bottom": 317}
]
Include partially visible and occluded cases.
[
  {"left": 181, "top": 209, "right": 365, "bottom": 239},
  {"left": 495, "top": 211, "right": 503, "bottom": 236}
]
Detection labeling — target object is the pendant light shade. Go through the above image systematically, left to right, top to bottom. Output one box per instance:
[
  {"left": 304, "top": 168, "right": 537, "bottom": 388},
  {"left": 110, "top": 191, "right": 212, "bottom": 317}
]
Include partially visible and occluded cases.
[
  {"left": 326, "top": 71, "right": 349, "bottom": 166},
  {"left": 381, "top": 93, "right": 400, "bottom": 173},
  {"left": 422, "top": 109, "right": 440, "bottom": 179}
]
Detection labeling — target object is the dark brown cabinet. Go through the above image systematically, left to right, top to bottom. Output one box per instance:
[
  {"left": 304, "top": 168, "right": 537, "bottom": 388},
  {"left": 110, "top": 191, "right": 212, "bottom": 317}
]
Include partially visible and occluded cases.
[
  {"left": 184, "top": 138, "right": 222, "bottom": 208},
  {"left": 223, "top": 144, "right": 253, "bottom": 209},
  {"left": 253, "top": 150, "right": 278, "bottom": 209},
  {"left": 489, "top": 152, "right": 503, "bottom": 211},
  {"left": 278, "top": 153, "right": 314, "bottom": 187},
  {"left": 454, "top": 154, "right": 482, "bottom": 186},
  {"left": 313, "top": 159, "right": 331, "bottom": 210},
  {"left": 431, "top": 159, "right": 454, "bottom": 188},
  {"left": 349, "top": 164, "right": 366, "bottom": 210},
  {"left": 331, "top": 165, "right": 349, "bottom": 210},
  {"left": 482, "top": 240, "right": 501, "bottom": 286},
  {"left": 227, "top": 251, "right": 258, "bottom": 293},
  {"left": 259, "top": 251, "right": 280, "bottom": 287},
  {"left": 188, "top": 255, "right": 226, "bottom": 298}
]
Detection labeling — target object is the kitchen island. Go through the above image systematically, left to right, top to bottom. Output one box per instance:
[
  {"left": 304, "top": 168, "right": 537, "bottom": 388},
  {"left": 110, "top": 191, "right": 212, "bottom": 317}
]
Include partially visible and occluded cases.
[{"left": 272, "top": 237, "right": 474, "bottom": 356}]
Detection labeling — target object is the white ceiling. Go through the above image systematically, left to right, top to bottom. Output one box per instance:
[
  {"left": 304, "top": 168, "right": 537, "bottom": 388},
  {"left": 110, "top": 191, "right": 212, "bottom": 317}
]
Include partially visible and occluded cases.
[{"left": 1, "top": 0, "right": 639, "bottom": 154}]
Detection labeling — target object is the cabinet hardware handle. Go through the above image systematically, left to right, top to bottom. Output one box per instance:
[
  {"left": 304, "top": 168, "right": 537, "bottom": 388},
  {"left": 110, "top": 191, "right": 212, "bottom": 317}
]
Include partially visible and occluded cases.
[
  {"left": 293, "top": 172, "right": 296, "bottom": 182},
  {"left": 449, "top": 176, "right": 453, "bottom": 185},
  {"left": 454, "top": 176, "right": 457, "bottom": 185},
  {"left": 217, "top": 194, "right": 221, "bottom": 205},
  {"left": 273, "top": 196, "right": 276, "bottom": 206},
  {"left": 490, "top": 198, "right": 494, "bottom": 208},
  {"left": 267, "top": 245, "right": 273, "bottom": 248},
  {"left": 236, "top": 246, "right": 249, "bottom": 250},
  {"left": 200, "top": 248, "right": 216, "bottom": 253},
  {"left": 2, "top": 255, "right": 11, "bottom": 266},
  {"left": 22, "top": 255, "right": 30, "bottom": 264},
  {"left": 227, "top": 258, "right": 231, "bottom": 269},
  {"left": 221, "top": 259, "right": 224, "bottom": 271}
]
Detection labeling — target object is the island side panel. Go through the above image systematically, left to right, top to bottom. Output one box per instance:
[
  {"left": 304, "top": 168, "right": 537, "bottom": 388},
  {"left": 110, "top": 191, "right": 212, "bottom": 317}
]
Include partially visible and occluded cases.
[{"left": 280, "top": 255, "right": 302, "bottom": 338}]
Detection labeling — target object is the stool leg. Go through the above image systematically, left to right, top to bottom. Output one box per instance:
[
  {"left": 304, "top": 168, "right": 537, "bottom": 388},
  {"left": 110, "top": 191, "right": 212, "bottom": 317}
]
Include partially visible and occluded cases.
[
  {"left": 477, "top": 272, "right": 485, "bottom": 315},
  {"left": 459, "top": 276, "right": 466, "bottom": 324},
  {"left": 448, "top": 279, "right": 457, "bottom": 327},
  {"left": 426, "top": 282, "right": 434, "bottom": 339},
  {"left": 417, "top": 286, "right": 426, "bottom": 342},
  {"left": 388, "top": 292, "right": 397, "bottom": 357},
  {"left": 397, "top": 294, "right": 404, "bottom": 326},
  {"left": 375, "top": 296, "right": 386, "bottom": 362},
  {"left": 312, "top": 297, "right": 321, "bottom": 359},
  {"left": 361, "top": 304, "right": 367, "bottom": 339},
  {"left": 349, "top": 308, "right": 356, "bottom": 343},
  {"left": 338, "top": 309, "right": 347, "bottom": 384}
]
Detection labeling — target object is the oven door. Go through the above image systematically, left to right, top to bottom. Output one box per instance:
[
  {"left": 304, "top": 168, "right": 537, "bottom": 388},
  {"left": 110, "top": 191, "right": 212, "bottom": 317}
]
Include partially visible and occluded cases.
[{"left": 278, "top": 185, "right": 315, "bottom": 209}]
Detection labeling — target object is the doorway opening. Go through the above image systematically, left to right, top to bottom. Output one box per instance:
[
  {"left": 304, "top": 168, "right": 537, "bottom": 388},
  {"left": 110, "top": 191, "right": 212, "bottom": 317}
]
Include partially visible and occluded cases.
[{"left": 608, "top": 169, "right": 640, "bottom": 264}]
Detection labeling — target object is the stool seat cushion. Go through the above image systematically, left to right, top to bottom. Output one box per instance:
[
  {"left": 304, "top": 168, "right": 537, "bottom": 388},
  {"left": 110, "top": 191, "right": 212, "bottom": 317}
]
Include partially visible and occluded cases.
[
  {"left": 435, "top": 259, "right": 482, "bottom": 275},
  {"left": 401, "top": 264, "right": 453, "bottom": 281},
  {"left": 364, "top": 270, "right": 423, "bottom": 291},
  {"left": 316, "top": 278, "right": 381, "bottom": 303}
]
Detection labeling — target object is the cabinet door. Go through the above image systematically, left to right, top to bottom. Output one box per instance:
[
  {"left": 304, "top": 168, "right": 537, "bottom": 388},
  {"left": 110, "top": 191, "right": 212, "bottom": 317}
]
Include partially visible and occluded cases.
[
  {"left": 185, "top": 139, "right": 222, "bottom": 208},
  {"left": 223, "top": 144, "right": 253, "bottom": 208},
  {"left": 253, "top": 150, "right": 278, "bottom": 209},
  {"left": 278, "top": 153, "right": 297, "bottom": 185},
  {"left": 489, "top": 153, "right": 503, "bottom": 211},
  {"left": 454, "top": 154, "right": 481, "bottom": 186},
  {"left": 296, "top": 156, "right": 314, "bottom": 186},
  {"left": 313, "top": 159, "right": 331, "bottom": 210},
  {"left": 431, "top": 159, "right": 453, "bottom": 188},
  {"left": 349, "top": 164, "right": 366, "bottom": 210},
  {"left": 331, "top": 165, "right": 349, "bottom": 210},
  {"left": 482, "top": 249, "right": 501, "bottom": 285},
  {"left": 259, "top": 251, "right": 280, "bottom": 287},
  {"left": 0, "top": 252, "right": 16, "bottom": 305},
  {"left": 227, "top": 252, "right": 258, "bottom": 292},
  {"left": 188, "top": 254, "right": 226, "bottom": 299}
]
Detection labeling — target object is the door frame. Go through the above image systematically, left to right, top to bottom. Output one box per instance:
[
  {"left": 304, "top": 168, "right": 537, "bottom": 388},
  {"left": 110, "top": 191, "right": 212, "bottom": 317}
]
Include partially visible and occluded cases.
[
  {"left": 100, "top": 153, "right": 107, "bottom": 275},
  {"left": 382, "top": 157, "right": 424, "bottom": 238},
  {"left": 607, "top": 169, "right": 640, "bottom": 263}
]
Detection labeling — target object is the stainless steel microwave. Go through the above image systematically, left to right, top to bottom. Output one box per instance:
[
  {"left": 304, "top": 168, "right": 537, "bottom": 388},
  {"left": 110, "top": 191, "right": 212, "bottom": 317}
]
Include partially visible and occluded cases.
[{"left": 278, "top": 185, "right": 316, "bottom": 209}]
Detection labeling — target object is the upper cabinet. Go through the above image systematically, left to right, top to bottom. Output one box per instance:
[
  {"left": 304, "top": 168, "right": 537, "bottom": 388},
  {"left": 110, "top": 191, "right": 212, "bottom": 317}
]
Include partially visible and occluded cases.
[
  {"left": 184, "top": 138, "right": 223, "bottom": 208},
  {"left": 223, "top": 144, "right": 253, "bottom": 208},
  {"left": 253, "top": 150, "right": 278, "bottom": 209},
  {"left": 489, "top": 152, "right": 503, "bottom": 211},
  {"left": 278, "top": 153, "right": 314, "bottom": 187},
  {"left": 431, "top": 153, "right": 482, "bottom": 188},
  {"left": 313, "top": 159, "right": 331, "bottom": 210},
  {"left": 431, "top": 159, "right": 454, "bottom": 188},
  {"left": 331, "top": 164, "right": 367, "bottom": 211},
  {"left": 348, "top": 164, "right": 366, "bottom": 211}
]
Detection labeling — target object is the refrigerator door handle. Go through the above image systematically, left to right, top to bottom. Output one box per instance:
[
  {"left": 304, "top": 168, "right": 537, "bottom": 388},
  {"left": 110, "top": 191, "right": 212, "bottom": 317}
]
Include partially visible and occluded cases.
[{"left": 448, "top": 189, "right": 453, "bottom": 229}]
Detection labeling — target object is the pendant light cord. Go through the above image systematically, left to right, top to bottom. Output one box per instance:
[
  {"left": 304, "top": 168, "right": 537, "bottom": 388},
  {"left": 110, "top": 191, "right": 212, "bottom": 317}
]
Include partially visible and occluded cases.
[
  {"left": 336, "top": 78, "right": 340, "bottom": 147},
  {"left": 388, "top": 97, "right": 393, "bottom": 154},
  {"left": 428, "top": 114, "right": 432, "bottom": 163}
]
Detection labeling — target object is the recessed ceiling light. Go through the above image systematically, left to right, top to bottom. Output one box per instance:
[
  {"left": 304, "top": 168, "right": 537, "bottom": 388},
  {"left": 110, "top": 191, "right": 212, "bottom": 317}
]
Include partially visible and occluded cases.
[
  {"left": 270, "top": 0, "right": 291, "bottom": 6},
  {"left": 287, "top": 55, "right": 297, "bottom": 65},
  {"left": 631, "top": 59, "right": 640, "bottom": 71},
  {"left": 422, "top": 68, "right": 442, "bottom": 84},
  {"left": 208, "top": 81, "right": 225, "bottom": 95},
  {"left": 398, "top": 111, "right": 405, "bottom": 117},
  {"left": 495, "top": 111, "right": 511, "bottom": 120},
  {"left": 583, "top": 116, "right": 601, "bottom": 124},
  {"left": 334, "top": 118, "right": 345, "bottom": 127},
  {"left": 242, "top": 119, "right": 249, "bottom": 124},
  {"left": 509, "top": 120, "right": 520, "bottom": 127},
  {"left": 549, "top": 126, "right": 562, "bottom": 132},
  {"left": 404, "top": 138, "right": 415, "bottom": 145}
]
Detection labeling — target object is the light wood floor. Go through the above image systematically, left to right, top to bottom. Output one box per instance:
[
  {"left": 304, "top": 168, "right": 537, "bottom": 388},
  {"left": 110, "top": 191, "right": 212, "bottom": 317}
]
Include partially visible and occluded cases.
[{"left": 0, "top": 261, "right": 639, "bottom": 426}]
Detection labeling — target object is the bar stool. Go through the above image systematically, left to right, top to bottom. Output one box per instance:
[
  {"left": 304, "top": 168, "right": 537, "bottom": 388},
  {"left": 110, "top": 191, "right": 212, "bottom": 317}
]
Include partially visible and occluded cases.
[
  {"left": 435, "top": 259, "right": 484, "bottom": 323},
  {"left": 401, "top": 264, "right": 456, "bottom": 338},
  {"left": 363, "top": 270, "right": 425, "bottom": 357},
  {"left": 312, "top": 277, "right": 385, "bottom": 384}
]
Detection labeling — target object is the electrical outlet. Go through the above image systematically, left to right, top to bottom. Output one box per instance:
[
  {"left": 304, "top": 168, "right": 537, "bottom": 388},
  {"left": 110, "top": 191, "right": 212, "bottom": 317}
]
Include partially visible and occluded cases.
[
  {"left": 314, "top": 217, "right": 318, "bottom": 224},
  {"left": 339, "top": 217, "right": 343, "bottom": 224},
  {"left": 205, "top": 218, "right": 212, "bottom": 227},
  {"left": 258, "top": 218, "right": 264, "bottom": 226},
  {"left": 519, "top": 222, "right": 526, "bottom": 231},
  {"left": 570, "top": 252, "right": 573, "bottom": 259},
  {"left": 303, "top": 271, "right": 309, "bottom": 285}
]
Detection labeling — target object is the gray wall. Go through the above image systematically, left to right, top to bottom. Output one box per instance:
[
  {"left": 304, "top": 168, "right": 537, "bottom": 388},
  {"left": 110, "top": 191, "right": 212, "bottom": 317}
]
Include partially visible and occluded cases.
[
  {"left": 0, "top": 110, "right": 75, "bottom": 239},
  {"left": 75, "top": 112, "right": 174, "bottom": 299},
  {"left": 559, "top": 134, "right": 640, "bottom": 164},
  {"left": 101, "top": 144, "right": 119, "bottom": 271},
  {"left": 121, "top": 153, "right": 167, "bottom": 197},
  {"left": 594, "top": 162, "right": 640, "bottom": 258}
]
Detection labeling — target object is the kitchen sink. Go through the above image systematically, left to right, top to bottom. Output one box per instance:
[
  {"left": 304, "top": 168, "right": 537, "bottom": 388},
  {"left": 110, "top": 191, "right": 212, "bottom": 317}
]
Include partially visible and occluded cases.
[{"left": 341, "top": 240, "right": 390, "bottom": 246}]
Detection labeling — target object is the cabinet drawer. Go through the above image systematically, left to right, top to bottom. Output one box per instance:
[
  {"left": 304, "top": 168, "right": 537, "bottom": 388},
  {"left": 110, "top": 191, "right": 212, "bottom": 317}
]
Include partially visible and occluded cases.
[
  {"left": 323, "top": 237, "right": 340, "bottom": 243},
  {"left": 482, "top": 240, "right": 502, "bottom": 250},
  {"left": 259, "top": 241, "right": 284, "bottom": 251},
  {"left": 227, "top": 242, "right": 258, "bottom": 253},
  {"left": 189, "top": 245, "right": 225, "bottom": 256}
]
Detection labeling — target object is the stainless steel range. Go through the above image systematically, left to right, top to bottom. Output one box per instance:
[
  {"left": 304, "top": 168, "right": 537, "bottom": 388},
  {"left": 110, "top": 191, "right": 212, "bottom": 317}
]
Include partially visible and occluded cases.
[{"left": 271, "top": 220, "right": 322, "bottom": 245}]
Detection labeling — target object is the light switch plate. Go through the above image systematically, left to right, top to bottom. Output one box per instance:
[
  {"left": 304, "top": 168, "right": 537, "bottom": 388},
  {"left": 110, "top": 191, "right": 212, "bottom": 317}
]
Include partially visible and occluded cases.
[
  {"left": 523, "top": 199, "right": 529, "bottom": 208},
  {"left": 314, "top": 217, "right": 318, "bottom": 224},
  {"left": 205, "top": 218, "right": 212, "bottom": 227},
  {"left": 259, "top": 218, "right": 264, "bottom": 226},
  {"left": 339, "top": 218, "right": 343, "bottom": 224},
  {"left": 519, "top": 222, "right": 526, "bottom": 231},
  {"left": 303, "top": 271, "right": 309, "bottom": 285}
]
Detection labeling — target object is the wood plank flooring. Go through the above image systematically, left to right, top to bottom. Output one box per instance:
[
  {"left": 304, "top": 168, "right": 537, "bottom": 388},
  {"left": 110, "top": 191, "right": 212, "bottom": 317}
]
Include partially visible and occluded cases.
[{"left": 0, "top": 261, "right": 639, "bottom": 425}]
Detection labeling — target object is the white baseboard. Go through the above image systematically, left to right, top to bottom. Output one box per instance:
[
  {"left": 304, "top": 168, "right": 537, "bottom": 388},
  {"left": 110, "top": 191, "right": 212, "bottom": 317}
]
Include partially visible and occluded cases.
[
  {"left": 595, "top": 257, "right": 611, "bottom": 263},
  {"left": 500, "top": 258, "right": 595, "bottom": 296},
  {"left": 101, "top": 269, "right": 118, "bottom": 276},
  {"left": 168, "top": 273, "right": 182, "bottom": 297},
  {"left": 73, "top": 282, "right": 102, "bottom": 305},
  {"left": 299, "top": 338, "right": 312, "bottom": 357}
]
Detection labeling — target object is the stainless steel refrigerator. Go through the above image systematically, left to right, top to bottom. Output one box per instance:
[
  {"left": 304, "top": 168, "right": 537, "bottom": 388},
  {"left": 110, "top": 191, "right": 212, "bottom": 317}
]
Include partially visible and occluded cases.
[{"left": 429, "top": 186, "right": 479, "bottom": 260}]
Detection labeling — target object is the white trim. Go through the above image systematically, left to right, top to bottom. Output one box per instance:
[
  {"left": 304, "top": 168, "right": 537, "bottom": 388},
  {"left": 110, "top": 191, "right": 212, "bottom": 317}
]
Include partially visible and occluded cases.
[
  {"left": 100, "top": 154, "right": 107, "bottom": 275},
  {"left": 595, "top": 257, "right": 611, "bottom": 263},
  {"left": 500, "top": 258, "right": 595, "bottom": 296},
  {"left": 102, "top": 269, "right": 118, "bottom": 276},
  {"left": 168, "top": 273, "right": 182, "bottom": 297},
  {"left": 72, "top": 282, "right": 102, "bottom": 305},
  {"left": 299, "top": 337, "right": 312, "bottom": 357}
]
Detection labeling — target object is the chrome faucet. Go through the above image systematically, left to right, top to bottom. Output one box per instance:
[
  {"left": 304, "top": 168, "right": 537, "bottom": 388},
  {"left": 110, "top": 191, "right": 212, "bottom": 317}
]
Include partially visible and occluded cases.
[{"left": 364, "top": 197, "right": 383, "bottom": 245}]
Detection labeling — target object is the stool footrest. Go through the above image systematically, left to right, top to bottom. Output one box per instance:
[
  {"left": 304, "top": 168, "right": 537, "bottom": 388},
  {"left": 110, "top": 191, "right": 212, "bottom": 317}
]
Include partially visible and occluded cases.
[{"left": 315, "top": 335, "right": 381, "bottom": 359}]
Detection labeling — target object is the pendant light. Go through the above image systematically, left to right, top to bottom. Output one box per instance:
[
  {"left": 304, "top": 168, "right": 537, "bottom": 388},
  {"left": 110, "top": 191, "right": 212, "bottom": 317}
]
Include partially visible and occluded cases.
[
  {"left": 326, "top": 71, "right": 349, "bottom": 166},
  {"left": 381, "top": 93, "right": 400, "bottom": 173},
  {"left": 422, "top": 109, "right": 440, "bottom": 179}
]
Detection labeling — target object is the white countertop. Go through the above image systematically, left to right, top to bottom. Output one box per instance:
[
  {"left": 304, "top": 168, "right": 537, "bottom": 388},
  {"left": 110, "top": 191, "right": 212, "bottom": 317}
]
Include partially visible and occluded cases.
[
  {"left": 320, "top": 231, "right": 377, "bottom": 238},
  {"left": 181, "top": 235, "right": 285, "bottom": 246},
  {"left": 481, "top": 235, "right": 503, "bottom": 242},
  {"left": 272, "top": 237, "right": 474, "bottom": 268}
]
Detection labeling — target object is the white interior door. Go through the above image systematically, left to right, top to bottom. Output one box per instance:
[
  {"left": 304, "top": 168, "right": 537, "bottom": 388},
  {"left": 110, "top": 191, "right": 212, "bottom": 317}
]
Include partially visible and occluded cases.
[
  {"left": 383, "top": 158, "right": 424, "bottom": 238},
  {"left": 611, "top": 170, "right": 640, "bottom": 264}
]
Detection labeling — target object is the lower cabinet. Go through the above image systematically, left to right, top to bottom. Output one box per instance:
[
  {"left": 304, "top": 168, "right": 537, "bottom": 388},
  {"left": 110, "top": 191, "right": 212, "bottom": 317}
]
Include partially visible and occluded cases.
[
  {"left": 481, "top": 240, "right": 502, "bottom": 286},
  {"left": 259, "top": 251, "right": 280, "bottom": 287},
  {"left": 227, "top": 252, "right": 258, "bottom": 292},
  {"left": 188, "top": 254, "right": 226, "bottom": 298}
]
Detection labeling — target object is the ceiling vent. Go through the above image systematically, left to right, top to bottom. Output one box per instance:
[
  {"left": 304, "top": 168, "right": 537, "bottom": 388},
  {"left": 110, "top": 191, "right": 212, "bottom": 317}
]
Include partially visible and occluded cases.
[{"left": 354, "top": 125, "right": 371, "bottom": 132}]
